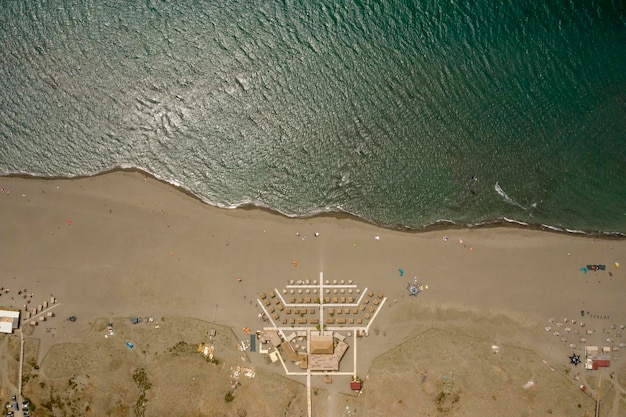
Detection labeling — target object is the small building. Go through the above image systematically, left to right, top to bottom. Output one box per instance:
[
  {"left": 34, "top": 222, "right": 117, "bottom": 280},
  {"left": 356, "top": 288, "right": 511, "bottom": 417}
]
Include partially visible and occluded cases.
[
  {"left": 0, "top": 309, "right": 20, "bottom": 334},
  {"left": 260, "top": 330, "right": 282, "bottom": 347},
  {"left": 310, "top": 334, "right": 334, "bottom": 354},
  {"left": 584, "top": 345, "right": 611, "bottom": 370},
  {"left": 592, "top": 359, "right": 610, "bottom": 370},
  {"left": 350, "top": 380, "right": 362, "bottom": 391}
]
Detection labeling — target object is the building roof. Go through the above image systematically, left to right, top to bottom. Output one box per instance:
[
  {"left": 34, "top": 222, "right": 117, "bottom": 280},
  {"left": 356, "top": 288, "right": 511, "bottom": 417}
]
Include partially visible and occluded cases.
[
  {"left": 0, "top": 309, "right": 20, "bottom": 334},
  {"left": 261, "top": 330, "right": 282, "bottom": 347},
  {"left": 310, "top": 335, "right": 334, "bottom": 354},
  {"left": 309, "top": 341, "right": 349, "bottom": 371},
  {"left": 350, "top": 380, "right": 362, "bottom": 390}
]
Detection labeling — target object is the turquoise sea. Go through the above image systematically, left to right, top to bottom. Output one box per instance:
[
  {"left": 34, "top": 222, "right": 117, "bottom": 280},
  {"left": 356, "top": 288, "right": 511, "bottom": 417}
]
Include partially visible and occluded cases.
[{"left": 1, "top": 0, "right": 625, "bottom": 234}]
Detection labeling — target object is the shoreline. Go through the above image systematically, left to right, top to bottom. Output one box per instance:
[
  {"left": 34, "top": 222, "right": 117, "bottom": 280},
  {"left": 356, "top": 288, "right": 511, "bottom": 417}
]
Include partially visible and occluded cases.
[{"left": 2, "top": 168, "right": 624, "bottom": 238}]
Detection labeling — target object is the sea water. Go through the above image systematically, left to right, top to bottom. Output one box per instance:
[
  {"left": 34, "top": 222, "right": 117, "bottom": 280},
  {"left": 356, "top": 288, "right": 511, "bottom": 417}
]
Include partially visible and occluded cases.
[{"left": 1, "top": 0, "right": 625, "bottom": 234}]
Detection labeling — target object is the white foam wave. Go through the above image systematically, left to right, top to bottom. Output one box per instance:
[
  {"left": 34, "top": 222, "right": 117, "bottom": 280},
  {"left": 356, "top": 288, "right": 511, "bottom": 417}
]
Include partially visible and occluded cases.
[{"left": 494, "top": 182, "right": 538, "bottom": 216}]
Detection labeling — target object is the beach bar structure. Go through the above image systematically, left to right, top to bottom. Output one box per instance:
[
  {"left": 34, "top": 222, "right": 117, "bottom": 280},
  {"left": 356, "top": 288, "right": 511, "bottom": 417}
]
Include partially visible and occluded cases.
[
  {"left": 255, "top": 272, "right": 388, "bottom": 417},
  {"left": 0, "top": 308, "right": 20, "bottom": 334},
  {"left": 584, "top": 345, "right": 611, "bottom": 370}
]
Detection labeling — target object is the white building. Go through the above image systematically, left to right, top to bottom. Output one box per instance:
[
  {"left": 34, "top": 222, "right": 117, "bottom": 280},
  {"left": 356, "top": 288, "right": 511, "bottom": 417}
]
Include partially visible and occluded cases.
[{"left": 0, "top": 309, "right": 20, "bottom": 333}]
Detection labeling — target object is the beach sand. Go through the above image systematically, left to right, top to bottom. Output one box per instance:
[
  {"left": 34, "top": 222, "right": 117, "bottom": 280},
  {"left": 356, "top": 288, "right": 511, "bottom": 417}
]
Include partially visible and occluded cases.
[{"left": 1, "top": 171, "right": 625, "bottom": 415}]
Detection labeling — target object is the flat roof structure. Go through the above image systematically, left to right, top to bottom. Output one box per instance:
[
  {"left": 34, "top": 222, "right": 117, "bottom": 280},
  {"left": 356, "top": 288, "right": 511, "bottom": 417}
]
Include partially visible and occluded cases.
[
  {"left": 0, "top": 308, "right": 20, "bottom": 334},
  {"left": 260, "top": 330, "right": 282, "bottom": 347},
  {"left": 309, "top": 341, "right": 349, "bottom": 371}
]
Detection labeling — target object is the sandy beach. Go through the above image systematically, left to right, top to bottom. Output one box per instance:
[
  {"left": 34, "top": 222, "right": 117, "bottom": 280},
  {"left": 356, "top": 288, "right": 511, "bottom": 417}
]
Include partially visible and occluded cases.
[{"left": 1, "top": 171, "right": 625, "bottom": 416}]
